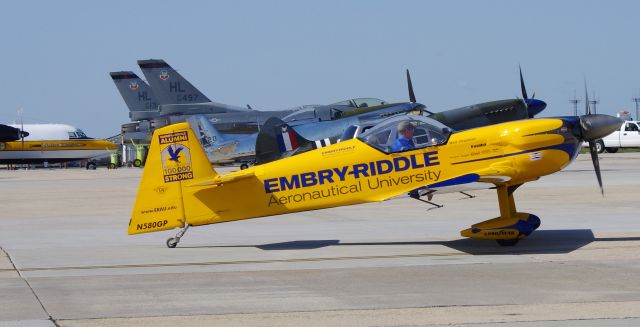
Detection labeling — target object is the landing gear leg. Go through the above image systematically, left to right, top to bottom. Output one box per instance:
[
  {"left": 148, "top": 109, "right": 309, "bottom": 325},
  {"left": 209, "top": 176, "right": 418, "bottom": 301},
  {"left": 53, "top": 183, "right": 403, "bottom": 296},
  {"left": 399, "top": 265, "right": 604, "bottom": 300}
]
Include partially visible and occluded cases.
[
  {"left": 460, "top": 184, "right": 540, "bottom": 246},
  {"left": 409, "top": 189, "right": 443, "bottom": 209},
  {"left": 459, "top": 191, "right": 475, "bottom": 199},
  {"left": 166, "top": 224, "right": 190, "bottom": 248}
]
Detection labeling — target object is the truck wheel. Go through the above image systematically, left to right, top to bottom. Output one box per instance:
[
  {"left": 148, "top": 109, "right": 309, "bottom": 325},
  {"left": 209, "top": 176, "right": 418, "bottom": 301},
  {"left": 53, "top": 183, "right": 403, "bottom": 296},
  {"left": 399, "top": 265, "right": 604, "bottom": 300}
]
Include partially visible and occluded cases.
[
  {"left": 595, "top": 140, "right": 605, "bottom": 154},
  {"left": 605, "top": 147, "right": 619, "bottom": 153},
  {"left": 133, "top": 159, "right": 142, "bottom": 167},
  {"left": 86, "top": 162, "right": 97, "bottom": 170},
  {"left": 108, "top": 163, "right": 117, "bottom": 170},
  {"left": 240, "top": 163, "right": 249, "bottom": 170}
]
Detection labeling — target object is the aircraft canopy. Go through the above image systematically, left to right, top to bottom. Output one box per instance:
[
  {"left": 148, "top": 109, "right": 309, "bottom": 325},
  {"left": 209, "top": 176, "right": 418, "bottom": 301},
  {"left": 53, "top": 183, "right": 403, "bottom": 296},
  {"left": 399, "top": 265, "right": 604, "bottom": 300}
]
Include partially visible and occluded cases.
[
  {"left": 330, "top": 98, "right": 386, "bottom": 108},
  {"left": 358, "top": 115, "right": 451, "bottom": 153}
]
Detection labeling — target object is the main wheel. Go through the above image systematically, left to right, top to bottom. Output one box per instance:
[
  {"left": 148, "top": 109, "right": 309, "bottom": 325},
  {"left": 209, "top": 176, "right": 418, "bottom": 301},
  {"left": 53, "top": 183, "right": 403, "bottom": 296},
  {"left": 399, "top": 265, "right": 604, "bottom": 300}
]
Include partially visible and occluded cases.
[
  {"left": 595, "top": 140, "right": 605, "bottom": 153},
  {"left": 605, "top": 147, "right": 619, "bottom": 153},
  {"left": 166, "top": 238, "right": 178, "bottom": 248},
  {"left": 496, "top": 238, "right": 519, "bottom": 246}
]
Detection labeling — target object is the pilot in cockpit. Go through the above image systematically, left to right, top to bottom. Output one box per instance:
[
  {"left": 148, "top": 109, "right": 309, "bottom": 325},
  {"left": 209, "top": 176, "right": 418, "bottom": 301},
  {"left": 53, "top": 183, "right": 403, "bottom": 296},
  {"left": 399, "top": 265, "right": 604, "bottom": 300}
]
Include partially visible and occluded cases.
[{"left": 391, "top": 121, "right": 416, "bottom": 152}]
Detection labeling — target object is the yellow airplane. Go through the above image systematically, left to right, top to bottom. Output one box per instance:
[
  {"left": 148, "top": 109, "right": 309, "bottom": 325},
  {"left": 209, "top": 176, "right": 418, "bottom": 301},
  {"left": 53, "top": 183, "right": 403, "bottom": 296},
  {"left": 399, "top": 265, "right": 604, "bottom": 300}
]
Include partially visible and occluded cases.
[{"left": 128, "top": 111, "right": 621, "bottom": 247}]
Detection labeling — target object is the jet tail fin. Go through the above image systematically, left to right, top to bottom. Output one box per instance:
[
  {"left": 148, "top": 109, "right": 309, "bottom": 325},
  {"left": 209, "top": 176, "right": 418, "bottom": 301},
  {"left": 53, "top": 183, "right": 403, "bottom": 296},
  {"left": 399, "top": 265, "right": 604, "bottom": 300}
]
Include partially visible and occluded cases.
[
  {"left": 137, "top": 59, "right": 211, "bottom": 105},
  {"left": 109, "top": 71, "right": 159, "bottom": 120},
  {"left": 255, "top": 117, "right": 314, "bottom": 164},
  {"left": 129, "top": 122, "right": 218, "bottom": 235}
]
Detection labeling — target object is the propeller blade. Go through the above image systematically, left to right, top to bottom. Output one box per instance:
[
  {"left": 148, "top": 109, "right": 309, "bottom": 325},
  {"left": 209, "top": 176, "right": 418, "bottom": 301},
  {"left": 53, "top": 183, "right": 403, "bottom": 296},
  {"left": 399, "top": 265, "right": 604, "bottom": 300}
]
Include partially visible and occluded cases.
[
  {"left": 519, "top": 65, "right": 528, "bottom": 100},
  {"left": 406, "top": 69, "right": 416, "bottom": 103},
  {"left": 584, "top": 80, "right": 591, "bottom": 115},
  {"left": 576, "top": 114, "right": 622, "bottom": 196},
  {"left": 588, "top": 140, "right": 604, "bottom": 196}
]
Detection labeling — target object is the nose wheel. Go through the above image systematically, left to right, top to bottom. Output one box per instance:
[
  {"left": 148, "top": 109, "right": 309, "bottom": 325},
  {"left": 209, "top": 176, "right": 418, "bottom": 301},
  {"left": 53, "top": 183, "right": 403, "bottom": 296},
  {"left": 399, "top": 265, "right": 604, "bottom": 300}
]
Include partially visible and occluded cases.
[{"left": 166, "top": 224, "right": 190, "bottom": 248}]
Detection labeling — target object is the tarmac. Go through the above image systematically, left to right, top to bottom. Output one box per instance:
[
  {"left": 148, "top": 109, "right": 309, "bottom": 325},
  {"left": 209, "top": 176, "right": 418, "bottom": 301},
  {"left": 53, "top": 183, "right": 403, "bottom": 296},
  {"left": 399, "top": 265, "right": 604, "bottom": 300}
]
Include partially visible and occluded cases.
[{"left": 1, "top": 153, "right": 640, "bottom": 326}]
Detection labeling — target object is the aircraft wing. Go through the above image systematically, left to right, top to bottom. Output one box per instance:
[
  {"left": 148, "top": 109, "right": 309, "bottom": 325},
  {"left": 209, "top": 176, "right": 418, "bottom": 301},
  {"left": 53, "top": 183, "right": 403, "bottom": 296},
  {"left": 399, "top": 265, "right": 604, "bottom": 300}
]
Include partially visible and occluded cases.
[
  {"left": 409, "top": 164, "right": 518, "bottom": 196},
  {"left": 187, "top": 169, "right": 256, "bottom": 187}
]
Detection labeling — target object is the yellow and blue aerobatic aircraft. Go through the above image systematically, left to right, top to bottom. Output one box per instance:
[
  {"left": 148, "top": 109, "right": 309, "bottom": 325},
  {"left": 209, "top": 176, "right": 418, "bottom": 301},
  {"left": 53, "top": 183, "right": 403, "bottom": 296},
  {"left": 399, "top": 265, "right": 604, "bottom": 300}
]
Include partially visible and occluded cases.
[{"left": 129, "top": 103, "right": 621, "bottom": 247}]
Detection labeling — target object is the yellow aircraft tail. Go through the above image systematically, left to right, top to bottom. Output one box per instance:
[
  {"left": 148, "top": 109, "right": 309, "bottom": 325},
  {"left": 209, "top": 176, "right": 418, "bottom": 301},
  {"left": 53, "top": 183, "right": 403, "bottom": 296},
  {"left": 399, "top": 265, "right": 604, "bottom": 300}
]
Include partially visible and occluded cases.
[{"left": 128, "top": 122, "right": 217, "bottom": 235}]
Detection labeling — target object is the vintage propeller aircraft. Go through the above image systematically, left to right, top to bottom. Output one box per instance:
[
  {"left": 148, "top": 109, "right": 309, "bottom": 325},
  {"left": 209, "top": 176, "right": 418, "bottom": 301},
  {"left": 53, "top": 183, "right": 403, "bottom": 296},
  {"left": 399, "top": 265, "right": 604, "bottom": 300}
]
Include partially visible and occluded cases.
[
  {"left": 255, "top": 68, "right": 546, "bottom": 165},
  {"left": 128, "top": 83, "right": 621, "bottom": 247}
]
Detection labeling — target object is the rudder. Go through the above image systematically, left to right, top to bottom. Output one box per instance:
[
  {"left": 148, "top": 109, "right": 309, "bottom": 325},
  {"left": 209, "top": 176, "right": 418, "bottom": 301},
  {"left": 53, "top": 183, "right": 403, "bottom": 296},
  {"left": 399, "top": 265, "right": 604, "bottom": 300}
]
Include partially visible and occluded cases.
[
  {"left": 137, "top": 59, "right": 211, "bottom": 105},
  {"left": 109, "top": 71, "right": 159, "bottom": 119},
  {"left": 185, "top": 115, "right": 226, "bottom": 149},
  {"left": 255, "top": 117, "right": 314, "bottom": 164},
  {"left": 129, "top": 122, "right": 217, "bottom": 235}
]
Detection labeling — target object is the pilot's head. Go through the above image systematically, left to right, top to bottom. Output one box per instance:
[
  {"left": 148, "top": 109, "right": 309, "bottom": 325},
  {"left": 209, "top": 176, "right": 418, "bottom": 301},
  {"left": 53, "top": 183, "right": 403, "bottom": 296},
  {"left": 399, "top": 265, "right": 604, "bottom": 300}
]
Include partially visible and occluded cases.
[{"left": 398, "top": 121, "right": 415, "bottom": 139}]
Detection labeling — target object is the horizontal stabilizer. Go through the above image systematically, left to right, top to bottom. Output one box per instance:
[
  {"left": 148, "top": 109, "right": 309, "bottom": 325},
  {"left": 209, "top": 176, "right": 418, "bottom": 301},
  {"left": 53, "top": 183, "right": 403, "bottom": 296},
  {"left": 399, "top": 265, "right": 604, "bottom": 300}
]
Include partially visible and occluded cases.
[{"left": 188, "top": 169, "right": 256, "bottom": 187}]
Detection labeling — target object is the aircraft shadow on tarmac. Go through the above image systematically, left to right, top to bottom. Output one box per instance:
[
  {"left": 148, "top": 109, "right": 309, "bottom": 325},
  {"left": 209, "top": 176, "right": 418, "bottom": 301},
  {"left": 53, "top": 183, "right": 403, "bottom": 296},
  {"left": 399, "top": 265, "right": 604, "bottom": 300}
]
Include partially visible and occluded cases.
[
  {"left": 248, "top": 229, "right": 640, "bottom": 255},
  {"left": 182, "top": 230, "right": 640, "bottom": 255}
]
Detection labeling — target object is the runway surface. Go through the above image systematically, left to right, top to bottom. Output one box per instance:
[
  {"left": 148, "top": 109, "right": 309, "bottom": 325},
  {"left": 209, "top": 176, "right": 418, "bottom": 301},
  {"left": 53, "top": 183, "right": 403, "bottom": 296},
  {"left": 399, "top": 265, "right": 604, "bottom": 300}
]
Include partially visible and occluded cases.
[{"left": 1, "top": 153, "right": 640, "bottom": 326}]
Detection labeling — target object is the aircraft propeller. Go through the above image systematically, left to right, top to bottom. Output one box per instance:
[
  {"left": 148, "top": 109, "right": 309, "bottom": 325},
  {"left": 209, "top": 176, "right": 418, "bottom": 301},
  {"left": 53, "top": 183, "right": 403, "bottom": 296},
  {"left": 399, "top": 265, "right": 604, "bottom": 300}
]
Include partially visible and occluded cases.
[
  {"left": 519, "top": 66, "right": 547, "bottom": 118},
  {"left": 405, "top": 69, "right": 432, "bottom": 115},
  {"left": 407, "top": 69, "right": 417, "bottom": 104},
  {"left": 575, "top": 81, "right": 623, "bottom": 196},
  {"left": 17, "top": 108, "right": 27, "bottom": 151}
]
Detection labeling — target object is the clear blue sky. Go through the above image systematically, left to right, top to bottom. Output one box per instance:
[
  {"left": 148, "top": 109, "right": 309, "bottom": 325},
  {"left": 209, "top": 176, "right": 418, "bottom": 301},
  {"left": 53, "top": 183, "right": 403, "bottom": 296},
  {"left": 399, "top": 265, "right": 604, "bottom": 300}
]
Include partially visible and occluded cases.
[{"left": 1, "top": 0, "right": 638, "bottom": 137}]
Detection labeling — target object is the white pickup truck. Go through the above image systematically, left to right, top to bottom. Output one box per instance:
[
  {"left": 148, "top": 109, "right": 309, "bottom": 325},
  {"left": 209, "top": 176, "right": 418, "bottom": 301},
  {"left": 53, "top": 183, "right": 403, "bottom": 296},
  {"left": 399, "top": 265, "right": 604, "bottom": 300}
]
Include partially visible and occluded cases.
[{"left": 594, "top": 120, "right": 640, "bottom": 153}]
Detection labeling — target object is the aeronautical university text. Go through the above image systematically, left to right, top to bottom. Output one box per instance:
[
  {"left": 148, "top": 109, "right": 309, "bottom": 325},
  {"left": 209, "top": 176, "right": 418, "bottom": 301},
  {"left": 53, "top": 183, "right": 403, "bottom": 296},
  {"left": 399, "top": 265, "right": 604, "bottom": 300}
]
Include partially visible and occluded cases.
[{"left": 264, "top": 152, "right": 441, "bottom": 206}]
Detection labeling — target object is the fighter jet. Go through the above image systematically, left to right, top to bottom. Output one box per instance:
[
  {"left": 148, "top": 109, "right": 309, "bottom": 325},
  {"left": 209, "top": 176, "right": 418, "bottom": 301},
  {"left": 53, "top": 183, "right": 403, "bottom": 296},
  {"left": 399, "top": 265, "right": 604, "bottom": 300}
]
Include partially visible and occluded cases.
[{"left": 136, "top": 59, "right": 299, "bottom": 131}]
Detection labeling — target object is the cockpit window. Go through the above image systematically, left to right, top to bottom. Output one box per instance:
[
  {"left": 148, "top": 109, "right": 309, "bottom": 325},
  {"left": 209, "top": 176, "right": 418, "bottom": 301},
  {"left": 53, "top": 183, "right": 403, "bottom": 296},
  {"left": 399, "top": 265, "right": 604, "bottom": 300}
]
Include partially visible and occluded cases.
[
  {"left": 329, "top": 98, "right": 387, "bottom": 108},
  {"left": 353, "top": 98, "right": 386, "bottom": 108},
  {"left": 330, "top": 100, "right": 354, "bottom": 107},
  {"left": 358, "top": 116, "right": 451, "bottom": 153},
  {"left": 69, "top": 129, "right": 89, "bottom": 139}
]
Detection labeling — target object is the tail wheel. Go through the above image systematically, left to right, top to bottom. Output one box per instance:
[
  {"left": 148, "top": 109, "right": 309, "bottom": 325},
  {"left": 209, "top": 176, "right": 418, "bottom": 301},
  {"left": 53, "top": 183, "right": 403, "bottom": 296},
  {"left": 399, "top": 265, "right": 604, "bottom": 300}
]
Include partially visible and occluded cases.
[{"left": 166, "top": 238, "right": 178, "bottom": 248}]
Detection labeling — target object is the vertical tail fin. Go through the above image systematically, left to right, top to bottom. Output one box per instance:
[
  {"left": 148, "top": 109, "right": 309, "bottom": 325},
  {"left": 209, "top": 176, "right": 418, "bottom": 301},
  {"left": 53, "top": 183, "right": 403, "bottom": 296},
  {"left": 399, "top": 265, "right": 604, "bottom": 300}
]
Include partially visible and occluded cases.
[
  {"left": 137, "top": 59, "right": 211, "bottom": 105},
  {"left": 109, "top": 71, "right": 159, "bottom": 120},
  {"left": 185, "top": 115, "right": 226, "bottom": 149},
  {"left": 255, "top": 117, "right": 315, "bottom": 164},
  {"left": 129, "top": 122, "right": 217, "bottom": 235}
]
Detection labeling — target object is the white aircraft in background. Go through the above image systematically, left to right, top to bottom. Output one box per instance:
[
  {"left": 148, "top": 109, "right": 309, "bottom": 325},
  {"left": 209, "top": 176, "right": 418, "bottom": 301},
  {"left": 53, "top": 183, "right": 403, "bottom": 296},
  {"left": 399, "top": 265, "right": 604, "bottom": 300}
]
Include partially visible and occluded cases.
[{"left": 0, "top": 123, "right": 117, "bottom": 168}]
